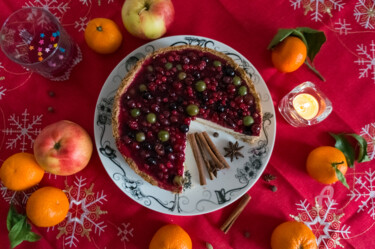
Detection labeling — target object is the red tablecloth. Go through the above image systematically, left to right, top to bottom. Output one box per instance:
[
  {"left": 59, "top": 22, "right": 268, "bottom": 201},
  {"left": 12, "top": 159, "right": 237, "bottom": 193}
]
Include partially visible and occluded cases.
[{"left": 1, "top": 1, "right": 375, "bottom": 248}]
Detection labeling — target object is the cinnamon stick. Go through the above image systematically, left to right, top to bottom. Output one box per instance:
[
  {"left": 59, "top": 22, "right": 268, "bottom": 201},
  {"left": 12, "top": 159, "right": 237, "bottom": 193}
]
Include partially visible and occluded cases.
[
  {"left": 202, "top": 131, "right": 230, "bottom": 169},
  {"left": 196, "top": 132, "right": 225, "bottom": 169},
  {"left": 187, "top": 133, "right": 206, "bottom": 185},
  {"left": 195, "top": 133, "right": 215, "bottom": 180},
  {"left": 220, "top": 194, "right": 251, "bottom": 233}
]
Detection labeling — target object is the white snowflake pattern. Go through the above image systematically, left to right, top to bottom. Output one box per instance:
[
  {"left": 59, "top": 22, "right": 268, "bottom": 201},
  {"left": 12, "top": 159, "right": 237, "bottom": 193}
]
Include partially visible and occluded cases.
[
  {"left": 24, "top": 0, "right": 70, "bottom": 20},
  {"left": 79, "top": 0, "right": 114, "bottom": 6},
  {"left": 290, "top": 0, "right": 345, "bottom": 22},
  {"left": 354, "top": 0, "right": 375, "bottom": 30},
  {"left": 74, "top": 17, "right": 88, "bottom": 32},
  {"left": 334, "top": 18, "right": 352, "bottom": 35},
  {"left": 354, "top": 40, "right": 375, "bottom": 84},
  {"left": 0, "top": 85, "right": 6, "bottom": 100},
  {"left": 2, "top": 109, "right": 43, "bottom": 152},
  {"left": 360, "top": 122, "right": 375, "bottom": 160},
  {"left": 348, "top": 169, "right": 375, "bottom": 219},
  {"left": 56, "top": 176, "right": 108, "bottom": 248},
  {"left": 1, "top": 182, "right": 38, "bottom": 206},
  {"left": 291, "top": 191, "right": 350, "bottom": 248},
  {"left": 117, "top": 223, "right": 134, "bottom": 242}
]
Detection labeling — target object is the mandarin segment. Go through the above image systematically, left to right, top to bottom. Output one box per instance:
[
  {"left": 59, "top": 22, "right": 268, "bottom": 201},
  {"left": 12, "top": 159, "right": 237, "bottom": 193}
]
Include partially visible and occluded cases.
[
  {"left": 306, "top": 146, "right": 348, "bottom": 185},
  {"left": 0, "top": 153, "right": 44, "bottom": 191},
  {"left": 26, "top": 186, "right": 70, "bottom": 227},
  {"left": 271, "top": 221, "right": 317, "bottom": 249},
  {"left": 149, "top": 224, "right": 192, "bottom": 249}
]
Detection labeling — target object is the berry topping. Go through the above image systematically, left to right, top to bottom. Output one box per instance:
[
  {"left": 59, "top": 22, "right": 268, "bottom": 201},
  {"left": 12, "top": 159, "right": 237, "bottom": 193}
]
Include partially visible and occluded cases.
[
  {"left": 195, "top": 80, "right": 206, "bottom": 92},
  {"left": 238, "top": 86, "right": 248, "bottom": 96},
  {"left": 186, "top": 104, "right": 199, "bottom": 116},
  {"left": 147, "top": 113, "right": 157, "bottom": 123},
  {"left": 158, "top": 130, "right": 170, "bottom": 142}
]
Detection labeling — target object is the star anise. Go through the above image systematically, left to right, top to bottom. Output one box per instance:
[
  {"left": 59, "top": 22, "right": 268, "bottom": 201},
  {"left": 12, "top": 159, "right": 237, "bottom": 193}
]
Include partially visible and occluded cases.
[{"left": 224, "top": 141, "right": 244, "bottom": 162}]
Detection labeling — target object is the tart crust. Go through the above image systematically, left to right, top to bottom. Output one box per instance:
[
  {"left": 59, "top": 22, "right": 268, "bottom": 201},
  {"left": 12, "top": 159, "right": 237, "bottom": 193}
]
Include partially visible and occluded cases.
[{"left": 112, "top": 45, "right": 262, "bottom": 193}]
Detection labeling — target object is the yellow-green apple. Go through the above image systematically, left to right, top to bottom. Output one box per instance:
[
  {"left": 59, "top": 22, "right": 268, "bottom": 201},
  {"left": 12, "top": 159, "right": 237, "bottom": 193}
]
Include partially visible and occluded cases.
[
  {"left": 121, "top": 0, "right": 175, "bottom": 40},
  {"left": 33, "top": 120, "right": 93, "bottom": 176}
]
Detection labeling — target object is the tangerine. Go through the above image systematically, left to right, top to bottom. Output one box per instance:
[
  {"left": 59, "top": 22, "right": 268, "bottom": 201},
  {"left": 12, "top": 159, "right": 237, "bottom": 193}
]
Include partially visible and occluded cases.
[
  {"left": 84, "top": 18, "right": 123, "bottom": 54},
  {"left": 271, "top": 36, "right": 307, "bottom": 73},
  {"left": 306, "top": 146, "right": 348, "bottom": 185},
  {"left": 0, "top": 152, "right": 44, "bottom": 191},
  {"left": 26, "top": 186, "right": 70, "bottom": 227},
  {"left": 271, "top": 221, "right": 317, "bottom": 249},
  {"left": 149, "top": 224, "right": 192, "bottom": 249}
]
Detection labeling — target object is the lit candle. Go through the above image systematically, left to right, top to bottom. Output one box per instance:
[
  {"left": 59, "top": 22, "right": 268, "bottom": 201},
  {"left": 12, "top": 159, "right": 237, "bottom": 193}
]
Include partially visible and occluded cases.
[{"left": 292, "top": 93, "right": 319, "bottom": 120}]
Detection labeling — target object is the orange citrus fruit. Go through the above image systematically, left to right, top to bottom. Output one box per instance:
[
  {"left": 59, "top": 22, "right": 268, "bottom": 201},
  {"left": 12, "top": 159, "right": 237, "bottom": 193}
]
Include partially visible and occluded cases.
[
  {"left": 84, "top": 18, "right": 123, "bottom": 54},
  {"left": 271, "top": 36, "right": 307, "bottom": 73},
  {"left": 306, "top": 146, "right": 348, "bottom": 185},
  {"left": 0, "top": 152, "right": 44, "bottom": 191},
  {"left": 26, "top": 186, "right": 70, "bottom": 227},
  {"left": 271, "top": 221, "right": 317, "bottom": 249},
  {"left": 149, "top": 224, "right": 192, "bottom": 249}
]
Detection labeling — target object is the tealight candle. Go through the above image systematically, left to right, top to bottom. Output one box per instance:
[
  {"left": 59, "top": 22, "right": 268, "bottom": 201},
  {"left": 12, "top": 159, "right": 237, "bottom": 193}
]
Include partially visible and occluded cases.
[
  {"left": 278, "top": 81, "right": 332, "bottom": 127},
  {"left": 292, "top": 93, "right": 319, "bottom": 120}
]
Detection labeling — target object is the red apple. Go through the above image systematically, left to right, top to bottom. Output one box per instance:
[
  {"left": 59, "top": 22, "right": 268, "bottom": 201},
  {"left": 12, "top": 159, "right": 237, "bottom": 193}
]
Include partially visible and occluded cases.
[
  {"left": 121, "top": 0, "right": 175, "bottom": 40},
  {"left": 33, "top": 120, "right": 93, "bottom": 176}
]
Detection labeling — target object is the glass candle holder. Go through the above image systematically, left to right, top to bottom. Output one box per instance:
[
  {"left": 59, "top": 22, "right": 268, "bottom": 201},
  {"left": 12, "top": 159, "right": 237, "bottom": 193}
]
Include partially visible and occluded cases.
[
  {"left": 0, "top": 7, "right": 82, "bottom": 81},
  {"left": 278, "top": 81, "right": 332, "bottom": 127}
]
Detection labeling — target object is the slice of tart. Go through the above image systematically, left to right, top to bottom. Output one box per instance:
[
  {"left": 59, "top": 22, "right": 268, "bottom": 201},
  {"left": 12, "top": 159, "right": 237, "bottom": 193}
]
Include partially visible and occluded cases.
[{"left": 112, "top": 45, "right": 262, "bottom": 193}]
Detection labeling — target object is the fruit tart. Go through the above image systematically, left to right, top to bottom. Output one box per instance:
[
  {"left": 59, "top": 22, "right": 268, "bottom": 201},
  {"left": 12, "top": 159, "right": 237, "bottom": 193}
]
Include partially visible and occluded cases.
[{"left": 112, "top": 45, "right": 262, "bottom": 193}]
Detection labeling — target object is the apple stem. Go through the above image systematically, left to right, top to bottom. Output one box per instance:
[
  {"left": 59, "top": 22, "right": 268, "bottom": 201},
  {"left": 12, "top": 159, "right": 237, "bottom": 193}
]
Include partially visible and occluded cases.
[
  {"left": 138, "top": 3, "right": 150, "bottom": 15},
  {"left": 96, "top": 26, "right": 103, "bottom": 32}
]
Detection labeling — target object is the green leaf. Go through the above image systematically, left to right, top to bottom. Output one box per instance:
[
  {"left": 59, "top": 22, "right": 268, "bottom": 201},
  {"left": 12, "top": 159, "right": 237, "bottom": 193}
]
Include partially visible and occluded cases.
[
  {"left": 296, "top": 27, "right": 326, "bottom": 62},
  {"left": 267, "top": 29, "right": 295, "bottom": 49},
  {"left": 330, "top": 133, "right": 355, "bottom": 167},
  {"left": 349, "top": 134, "right": 371, "bottom": 163},
  {"left": 333, "top": 163, "right": 349, "bottom": 189},
  {"left": 6, "top": 205, "right": 41, "bottom": 248},
  {"left": 7, "top": 205, "right": 24, "bottom": 232}
]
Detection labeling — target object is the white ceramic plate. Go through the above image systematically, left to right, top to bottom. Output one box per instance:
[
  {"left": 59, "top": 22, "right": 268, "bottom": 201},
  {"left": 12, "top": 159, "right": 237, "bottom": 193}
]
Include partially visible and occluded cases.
[{"left": 94, "top": 35, "right": 276, "bottom": 216}]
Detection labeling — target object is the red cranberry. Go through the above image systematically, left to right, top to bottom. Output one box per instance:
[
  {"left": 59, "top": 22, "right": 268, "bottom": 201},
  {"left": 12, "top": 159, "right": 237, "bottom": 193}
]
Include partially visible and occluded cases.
[
  {"left": 170, "top": 115, "right": 179, "bottom": 123},
  {"left": 128, "top": 121, "right": 138, "bottom": 130}
]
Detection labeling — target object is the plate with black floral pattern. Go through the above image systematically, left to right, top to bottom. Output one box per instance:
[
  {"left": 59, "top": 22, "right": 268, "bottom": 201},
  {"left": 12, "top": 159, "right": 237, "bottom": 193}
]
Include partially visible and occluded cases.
[{"left": 94, "top": 35, "right": 276, "bottom": 215}]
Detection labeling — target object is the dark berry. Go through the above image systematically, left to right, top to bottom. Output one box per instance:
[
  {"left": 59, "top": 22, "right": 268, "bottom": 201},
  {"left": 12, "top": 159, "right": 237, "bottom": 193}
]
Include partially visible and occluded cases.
[
  {"left": 201, "top": 56, "right": 209, "bottom": 63},
  {"left": 223, "top": 66, "right": 235, "bottom": 76},
  {"left": 142, "top": 91, "right": 153, "bottom": 100},
  {"left": 169, "top": 102, "right": 177, "bottom": 110},
  {"left": 217, "top": 105, "right": 225, "bottom": 113},
  {"left": 179, "top": 124, "right": 189, "bottom": 133},
  {"left": 142, "top": 142, "right": 153, "bottom": 150},
  {"left": 164, "top": 145, "right": 173, "bottom": 154},
  {"left": 147, "top": 157, "right": 157, "bottom": 166}
]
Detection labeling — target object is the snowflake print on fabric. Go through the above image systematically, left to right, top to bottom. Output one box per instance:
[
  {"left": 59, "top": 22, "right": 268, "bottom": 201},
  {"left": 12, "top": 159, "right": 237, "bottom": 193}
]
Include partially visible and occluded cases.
[
  {"left": 23, "top": 0, "right": 70, "bottom": 20},
  {"left": 79, "top": 0, "right": 114, "bottom": 6},
  {"left": 290, "top": 0, "right": 345, "bottom": 22},
  {"left": 354, "top": 0, "right": 375, "bottom": 29},
  {"left": 74, "top": 17, "right": 88, "bottom": 32},
  {"left": 334, "top": 18, "right": 352, "bottom": 35},
  {"left": 354, "top": 40, "right": 375, "bottom": 84},
  {"left": 0, "top": 85, "right": 6, "bottom": 100},
  {"left": 2, "top": 109, "right": 43, "bottom": 152},
  {"left": 360, "top": 122, "right": 375, "bottom": 160},
  {"left": 348, "top": 169, "right": 375, "bottom": 219},
  {"left": 56, "top": 176, "right": 107, "bottom": 248},
  {"left": 1, "top": 182, "right": 38, "bottom": 206},
  {"left": 291, "top": 190, "right": 350, "bottom": 248},
  {"left": 117, "top": 223, "right": 134, "bottom": 243}
]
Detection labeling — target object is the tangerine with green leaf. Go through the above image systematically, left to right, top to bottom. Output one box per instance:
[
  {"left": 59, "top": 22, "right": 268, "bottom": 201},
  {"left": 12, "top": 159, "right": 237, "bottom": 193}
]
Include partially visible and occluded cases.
[
  {"left": 271, "top": 36, "right": 307, "bottom": 73},
  {"left": 306, "top": 146, "right": 348, "bottom": 188}
]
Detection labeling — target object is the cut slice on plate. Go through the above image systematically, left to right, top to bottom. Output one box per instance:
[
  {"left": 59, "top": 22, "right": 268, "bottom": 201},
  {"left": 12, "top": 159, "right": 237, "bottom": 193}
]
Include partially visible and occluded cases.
[{"left": 112, "top": 45, "right": 262, "bottom": 193}]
